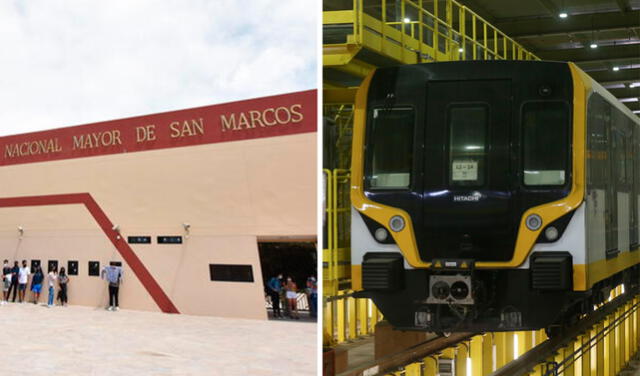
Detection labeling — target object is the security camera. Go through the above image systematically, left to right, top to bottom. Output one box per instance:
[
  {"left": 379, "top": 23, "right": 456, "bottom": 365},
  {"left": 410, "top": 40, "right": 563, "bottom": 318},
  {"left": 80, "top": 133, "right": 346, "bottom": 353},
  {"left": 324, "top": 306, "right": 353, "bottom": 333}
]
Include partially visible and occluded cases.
[
  {"left": 182, "top": 223, "right": 191, "bottom": 230},
  {"left": 112, "top": 224, "right": 120, "bottom": 232},
  {"left": 17, "top": 226, "right": 23, "bottom": 231}
]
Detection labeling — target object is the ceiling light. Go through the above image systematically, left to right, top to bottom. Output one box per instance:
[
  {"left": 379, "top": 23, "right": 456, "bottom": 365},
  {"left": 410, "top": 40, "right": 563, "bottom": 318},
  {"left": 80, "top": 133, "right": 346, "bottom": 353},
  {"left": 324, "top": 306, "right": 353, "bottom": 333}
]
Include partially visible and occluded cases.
[
  {"left": 559, "top": 12, "right": 568, "bottom": 18},
  {"left": 403, "top": 17, "right": 411, "bottom": 23},
  {"left": 590, "top": 43, "right": 598, "bottom": 49},
  {"left": 458, "top": 48, "right": 464, "bottom": 53},
  {"left": 613, "top": 66, "right": 620, "bottom": 71},
  {"left": 620, "top": 98, "right": 638, "bottom": 103},
  {"left": 634, "top": 110, "right": 640, "bottom": 114}
]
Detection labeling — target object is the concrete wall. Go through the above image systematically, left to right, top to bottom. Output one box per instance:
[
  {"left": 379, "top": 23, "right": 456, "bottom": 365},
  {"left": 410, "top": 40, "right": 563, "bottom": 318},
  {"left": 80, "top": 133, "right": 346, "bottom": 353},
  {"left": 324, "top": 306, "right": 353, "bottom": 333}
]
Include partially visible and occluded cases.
[{"left": 0, "top": 132, "right": 316, "bottom": 319}]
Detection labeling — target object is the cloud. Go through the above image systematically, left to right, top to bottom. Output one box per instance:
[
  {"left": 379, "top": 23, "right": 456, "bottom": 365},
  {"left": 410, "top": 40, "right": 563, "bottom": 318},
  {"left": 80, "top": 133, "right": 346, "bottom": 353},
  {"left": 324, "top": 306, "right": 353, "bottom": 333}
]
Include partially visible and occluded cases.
[{"left": 0, "top": 0, "right": 317, "bottom": 136}]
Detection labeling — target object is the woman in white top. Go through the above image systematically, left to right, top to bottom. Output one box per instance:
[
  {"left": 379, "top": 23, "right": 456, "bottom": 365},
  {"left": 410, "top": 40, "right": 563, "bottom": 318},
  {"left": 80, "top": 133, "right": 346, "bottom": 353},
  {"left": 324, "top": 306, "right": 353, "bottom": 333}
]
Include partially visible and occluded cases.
[{"left": 47, "top": 267, "right": 57, "bottom": 307}]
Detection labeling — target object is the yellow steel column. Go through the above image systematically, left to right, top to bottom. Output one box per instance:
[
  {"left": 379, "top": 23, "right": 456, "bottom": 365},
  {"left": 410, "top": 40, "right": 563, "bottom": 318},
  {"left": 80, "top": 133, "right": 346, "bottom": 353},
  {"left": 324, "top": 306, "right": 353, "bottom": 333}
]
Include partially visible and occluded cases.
[
  {"left": 357, "top": 0, "right": 364, "bottom": 44},
  {"left": 381, "top": 0, "right": 387, "bottom": 54},
  {"left": 400, "top": 0, "right": 406, "bottom": 62},
  {"left": 418, "top": 0, "right": 423, "bottom": 62},
  {"left": 433, "top": 0, "right": 439, "bottom": 55},
  {"left": 446, "top": 0, "right": 453, "bottom": 55},
  {"left": 459, "top": 6, "right": 465, "bottom": 61},
  {"left": 472, "top": 15, "right": 477, "bottom": 60},
  {"left": 482, "top": 23, "right": 488, "bottom": 60},
  {"left": 493, "top": 29, "right": 498, "bottom": 58},
  {"left": 502, "top": 37, "right": 507, "bottom": 59},
  {"left": 336, "top": 293, "right": 346, "bottom": 343},
  {"left": 348, "top": 296, "right": 356, "bottom": 339},
  {"left": 631, "top": 297, "right": 639, "bottom": 354},
  {"left": 324, "top": 298, "right": 334, "bottom": 345},
  {"left": 358, "top": 298, "right": 368, "bottom": 337},
  {"left": 631, "top": 298, "right": 637, "bottom": 357},
  {"left": 623, "top": 302, "right": 630, "bottom": 366},
  {"left": 615, "top": 307, "right": 622, "bottom": 374},
  {"left": 607, "top": 314, "right": 615, "bottom": 376},
  {"left": 596, "top": 322, "right": 604, "bottom": 376},
  {"left": 535, "top": 329, "right": 547, "bottom": 346},
  {"left": 516, "top": 331, "right": 532, "bottom": 358},
  {"left": 580, "top": 331, "right": 591, "bottom": 376},
  {"left": 494, "top": 332, "right": 506, "bottom": 370},
  {"left": 505, "top": 333, "right": 515, "bottom": 364},
  {"left": 481, "top": 334, "right": 493, "bottom": 375},
  {"left": 470, "top": 335, "right": 483, "bottom": 376},
  {"left": 562, "top": 341, "right": 575, "bottom": 376},
  {"left": 456, "top": 343, "right": 469, "bottom": 376},
  {"left": 424, "top": 356, "right": 438, "bottom": 376},
  {"left": 404, "top": 362, "right": 422, "bottom": 376}
]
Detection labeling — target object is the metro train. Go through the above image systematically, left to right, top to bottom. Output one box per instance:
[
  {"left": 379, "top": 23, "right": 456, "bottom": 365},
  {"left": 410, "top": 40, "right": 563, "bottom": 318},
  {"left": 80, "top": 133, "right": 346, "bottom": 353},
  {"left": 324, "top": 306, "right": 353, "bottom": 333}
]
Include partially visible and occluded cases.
[{"left": 350, "top": 60, "right": 640, "bottom": 335}]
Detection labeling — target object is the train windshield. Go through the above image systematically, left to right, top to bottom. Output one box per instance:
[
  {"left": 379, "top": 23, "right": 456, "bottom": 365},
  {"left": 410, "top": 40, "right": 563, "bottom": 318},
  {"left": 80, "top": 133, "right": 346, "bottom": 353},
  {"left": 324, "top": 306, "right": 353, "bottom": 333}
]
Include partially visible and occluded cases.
[
  {"left": 522, "top": 102, "right": 569, "bottom": 186},
  {"left": 448, "top": 105, "right": 488, "bottom": 187},
  {"left": 367, "top": 107, "right": 414, "bottom": 189}
]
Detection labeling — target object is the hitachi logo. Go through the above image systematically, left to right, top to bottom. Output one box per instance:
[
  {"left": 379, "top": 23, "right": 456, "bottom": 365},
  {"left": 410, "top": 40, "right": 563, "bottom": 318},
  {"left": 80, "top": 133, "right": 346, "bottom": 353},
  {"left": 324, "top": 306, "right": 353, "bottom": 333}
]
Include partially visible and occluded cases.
[{"left": 453, "top": 193, "right": 482, "bottom": 202}]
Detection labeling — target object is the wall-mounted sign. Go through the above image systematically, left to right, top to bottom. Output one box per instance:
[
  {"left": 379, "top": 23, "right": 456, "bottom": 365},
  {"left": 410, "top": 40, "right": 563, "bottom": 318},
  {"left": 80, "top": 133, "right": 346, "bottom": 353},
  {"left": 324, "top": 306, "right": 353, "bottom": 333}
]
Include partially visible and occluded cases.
[
  {"left": 0, "top": 90, "right": 316, "bottom": 166},
  {"left": 128, "top": 236, "right": 151, "bottom": 244},
  {"left": 157, "top": 236, "right": 183, "bottom": 244},
  {"left": 67, "top": 260, "right": 78, "bottom": 276},
  {"left": 88, "top": 261, "right": 100, "bottom": 276},
  {"left": 209, "top": 264, "right": 254, "bottom": 283}
]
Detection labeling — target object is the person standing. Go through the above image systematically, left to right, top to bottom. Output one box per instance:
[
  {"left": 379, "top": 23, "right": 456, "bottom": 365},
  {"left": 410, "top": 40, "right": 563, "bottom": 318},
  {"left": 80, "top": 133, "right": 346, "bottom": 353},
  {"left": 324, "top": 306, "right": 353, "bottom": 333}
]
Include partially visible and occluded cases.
[
  {"left": 2, "top": 260, "right": 11, "bottom": 305},
  {"left": 17, "top": 260, "right": 30, "bottom": 303},
  {"left": 8, "top": 261, "right": 19, "bottom": 302},
  {"left": 101, "top": 262, "right": 123, "bottom": 311},
  {"left": 47, "top": 266, "right": 57, "bottom": 307},
  {"left": 30, "top": 267, "right": 44, "bottom": 304},
  {"left": 57, "top": 267, "right": 69, "bottom": 306},
  {"left": 267, "top": 273, "right": 283, "bottom": 318},
  {"left": 306, "top": 275, "right": 317, "bottom": 318},
  {"left": 285, "top": 276, "right": 299, "bottom": 320}
]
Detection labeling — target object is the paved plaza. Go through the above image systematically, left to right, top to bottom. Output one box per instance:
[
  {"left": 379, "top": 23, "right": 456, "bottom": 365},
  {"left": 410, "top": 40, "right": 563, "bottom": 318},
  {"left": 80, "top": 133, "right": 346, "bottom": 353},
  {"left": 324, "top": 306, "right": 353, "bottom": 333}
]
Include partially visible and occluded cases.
[{"left": 0, "top": 303, "right": 316, "bottom": 375}]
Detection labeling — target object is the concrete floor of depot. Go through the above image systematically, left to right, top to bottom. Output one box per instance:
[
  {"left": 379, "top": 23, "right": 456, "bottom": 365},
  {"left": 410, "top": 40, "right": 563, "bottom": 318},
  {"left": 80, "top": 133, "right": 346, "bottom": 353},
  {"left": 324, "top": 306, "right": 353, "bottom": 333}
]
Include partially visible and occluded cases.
[{"left": 0, "top": 302, "right": 316, "bottom": 375}]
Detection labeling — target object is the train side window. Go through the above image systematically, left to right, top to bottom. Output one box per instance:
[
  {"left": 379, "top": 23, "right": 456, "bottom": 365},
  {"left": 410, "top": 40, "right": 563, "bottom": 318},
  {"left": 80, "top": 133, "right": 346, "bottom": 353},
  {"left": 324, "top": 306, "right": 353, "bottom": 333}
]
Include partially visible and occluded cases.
[
  {"left": 522, "top": 102, "right": 569, "bottom": 186},
  {"left": 448, "top": 105, "right": 487, "bottom": 187},
  {"left": 367, "top": 107, "right": 414, "bottom": 189}
]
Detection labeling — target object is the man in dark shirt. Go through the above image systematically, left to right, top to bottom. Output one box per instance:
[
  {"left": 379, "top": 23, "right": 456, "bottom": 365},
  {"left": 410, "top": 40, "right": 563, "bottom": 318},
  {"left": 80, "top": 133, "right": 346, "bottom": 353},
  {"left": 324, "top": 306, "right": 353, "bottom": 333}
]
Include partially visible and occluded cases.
[
  {"left": 2, "top": 260, "right": 11, "bottom": 304},
  {"left": 8, "top": 261, "right": 19, "bottom": 302}
]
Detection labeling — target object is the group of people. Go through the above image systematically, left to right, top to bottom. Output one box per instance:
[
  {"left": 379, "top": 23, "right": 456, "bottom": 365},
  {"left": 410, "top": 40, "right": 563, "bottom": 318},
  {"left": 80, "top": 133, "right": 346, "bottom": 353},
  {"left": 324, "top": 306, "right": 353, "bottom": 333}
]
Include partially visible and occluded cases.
[
  {"left": 0, "top": 260, "right": 123, "bottom": 310},
  {"left": 2, "top": 260, "right": 69, "bottom": 307},
  {"left": 266, "top": 273, "right": 317, "bottom": 320}
]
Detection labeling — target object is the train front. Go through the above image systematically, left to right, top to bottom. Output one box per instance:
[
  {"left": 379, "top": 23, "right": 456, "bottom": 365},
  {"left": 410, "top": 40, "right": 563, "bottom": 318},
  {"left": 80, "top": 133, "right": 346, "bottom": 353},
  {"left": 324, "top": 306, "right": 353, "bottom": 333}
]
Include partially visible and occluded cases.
[{"left": 351, "top": 61, "right": 586, "bottom": 333}]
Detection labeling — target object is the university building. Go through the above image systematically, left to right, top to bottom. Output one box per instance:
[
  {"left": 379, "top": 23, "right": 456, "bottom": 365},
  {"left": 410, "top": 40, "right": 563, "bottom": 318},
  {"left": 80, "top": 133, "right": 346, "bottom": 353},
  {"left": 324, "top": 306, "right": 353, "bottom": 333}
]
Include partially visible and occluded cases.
[{"left": 0, "top": 90, "right": 316, "bottom": 319}]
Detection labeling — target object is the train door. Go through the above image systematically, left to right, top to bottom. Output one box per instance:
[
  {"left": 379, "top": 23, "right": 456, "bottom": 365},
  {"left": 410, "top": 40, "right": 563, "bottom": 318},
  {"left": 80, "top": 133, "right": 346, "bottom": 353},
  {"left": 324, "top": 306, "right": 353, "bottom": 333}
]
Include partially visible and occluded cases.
[{"left": 421, "top": 80, "right": 514, "bottom": 262}]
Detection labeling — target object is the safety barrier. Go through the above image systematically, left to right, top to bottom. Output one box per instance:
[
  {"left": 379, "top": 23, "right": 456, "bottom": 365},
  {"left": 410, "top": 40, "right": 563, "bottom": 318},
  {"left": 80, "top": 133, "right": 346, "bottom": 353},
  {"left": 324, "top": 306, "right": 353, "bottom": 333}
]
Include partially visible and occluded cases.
[
  {"left": 324, "top": 0, "right": 538, "bottom": 75},
  {"left": 323, "top": 105, "right": 354, "bottom": 169},
  {"left": 323, "top": 168, "right": 352, "bottom": 295},
  {"left": 323, "top": 168, "right": 384, "bottom": 346},
  {"left": 383, "top": 285, "right": 639, "bottom": 376},
  {"left": 324, "top": 290, "right": 384, "bottom": 346},
  {"left": 265, "top": 292, "right": 312, "bottom": 311}
]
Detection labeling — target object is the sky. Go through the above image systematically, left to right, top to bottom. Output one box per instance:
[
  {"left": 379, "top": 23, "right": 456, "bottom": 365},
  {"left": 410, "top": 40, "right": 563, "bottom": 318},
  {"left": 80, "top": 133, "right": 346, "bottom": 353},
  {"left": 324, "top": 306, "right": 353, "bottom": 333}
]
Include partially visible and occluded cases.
[{"left": 0, "top": 0, "right": 317, "bottom": 136}]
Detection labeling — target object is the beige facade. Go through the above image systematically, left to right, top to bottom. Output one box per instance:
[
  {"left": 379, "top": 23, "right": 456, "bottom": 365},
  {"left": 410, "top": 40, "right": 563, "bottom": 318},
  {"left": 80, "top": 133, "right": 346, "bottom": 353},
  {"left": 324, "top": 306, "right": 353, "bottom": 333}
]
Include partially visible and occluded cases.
[{"left": 0, "top": 129, "right": 316, "bottom": 319}]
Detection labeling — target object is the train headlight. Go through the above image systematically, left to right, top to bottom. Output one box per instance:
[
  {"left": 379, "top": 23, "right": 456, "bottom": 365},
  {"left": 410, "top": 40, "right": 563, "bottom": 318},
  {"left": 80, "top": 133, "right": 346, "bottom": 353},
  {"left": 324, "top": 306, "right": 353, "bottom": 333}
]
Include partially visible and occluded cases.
[
  {"left": 525, "top": 214, "right": 543, "bottom": 231},
  {"left": 389, "top": 215, "right": 405, "bottom": 232},
  {"left": 544, "top": 226, "right": 559, "bottom": 241},
  {"left": 374, "top": 228, "right": 389, "bottom": 242},
  {"left": 431, "top": 281, "right": 450, "bottom": 300},
  {"left": 450, "top": 281, "right": 470, "bottom": 300}
]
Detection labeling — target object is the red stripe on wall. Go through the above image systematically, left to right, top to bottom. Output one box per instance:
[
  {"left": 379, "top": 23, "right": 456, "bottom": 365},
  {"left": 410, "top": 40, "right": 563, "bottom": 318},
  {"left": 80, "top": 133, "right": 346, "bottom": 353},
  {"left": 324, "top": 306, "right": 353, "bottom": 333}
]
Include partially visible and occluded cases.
[
  {"left": 0, "top": 89, "right": 317, "bottom": 167},
  {"left": 0, "top": 193, "right": 180, "bottom": 314}
]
